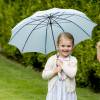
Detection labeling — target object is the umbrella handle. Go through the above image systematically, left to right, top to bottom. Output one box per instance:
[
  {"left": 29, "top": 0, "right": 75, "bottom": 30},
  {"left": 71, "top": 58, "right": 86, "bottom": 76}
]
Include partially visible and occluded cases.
[{"left": 56, "top": 54, "right": 62, "bottom": 80}]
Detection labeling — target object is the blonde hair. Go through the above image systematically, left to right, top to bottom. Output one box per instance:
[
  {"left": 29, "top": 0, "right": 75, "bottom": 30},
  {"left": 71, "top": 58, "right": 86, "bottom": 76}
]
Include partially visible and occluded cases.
[{"left": 57, "top": 32, "right": 74, "bottom": 46}]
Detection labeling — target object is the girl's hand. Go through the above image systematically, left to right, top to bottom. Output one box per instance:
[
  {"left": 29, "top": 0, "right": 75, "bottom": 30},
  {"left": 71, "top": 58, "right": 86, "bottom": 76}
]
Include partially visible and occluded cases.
[
  {"left": 51, "top": 59, "right": 63, "bottom": 79},
  {"left": 53, "top": 59, "right": 63, "bottom": 74},
  {"left": 56, "top": 59, "right": 63, "bottom": 68},
  {"left": 50, "top": 66, "right": 62, "bottom": 80},
  {"left": 53, "top": 66, "right": 62, "bottom": 75}
]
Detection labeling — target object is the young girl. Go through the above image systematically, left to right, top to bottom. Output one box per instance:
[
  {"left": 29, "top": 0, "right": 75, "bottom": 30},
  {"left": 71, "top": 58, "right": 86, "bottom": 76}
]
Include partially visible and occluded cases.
[{"left": 42, "top": 32, "right": 77, "bottom": 100}]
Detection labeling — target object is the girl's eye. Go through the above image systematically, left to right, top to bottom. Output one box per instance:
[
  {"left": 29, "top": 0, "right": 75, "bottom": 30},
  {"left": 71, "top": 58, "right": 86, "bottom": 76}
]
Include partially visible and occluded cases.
[
  {"left": 60, "top": 45, "right": 71, "bottom": 47},
  {"left": 61, "top": 45, "right": 65, "bottom": 47},
  {"left": 67, "top": 45, "right": 71, "bottom": 47}
]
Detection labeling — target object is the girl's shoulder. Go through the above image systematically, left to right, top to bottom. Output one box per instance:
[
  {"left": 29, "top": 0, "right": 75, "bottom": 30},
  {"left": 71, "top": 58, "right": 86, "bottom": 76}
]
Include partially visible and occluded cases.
[
  {"left": 47, "top": 54, "right": 57, "bottom": 61},
  {"left": 70, "top": 55, "right": 77, "bottom": 63}
]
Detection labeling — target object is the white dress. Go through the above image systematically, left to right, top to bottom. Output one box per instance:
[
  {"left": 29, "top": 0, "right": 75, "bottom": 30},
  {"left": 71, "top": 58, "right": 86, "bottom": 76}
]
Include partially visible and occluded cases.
[{"left": 46, "top": 75, "right": 77, "bottom": 100}]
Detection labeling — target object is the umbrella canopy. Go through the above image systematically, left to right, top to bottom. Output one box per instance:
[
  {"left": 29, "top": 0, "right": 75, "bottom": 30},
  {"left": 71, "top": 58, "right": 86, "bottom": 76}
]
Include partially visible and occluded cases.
[{"left": 9, "top": 8, "right": 97, "bottom": 54}]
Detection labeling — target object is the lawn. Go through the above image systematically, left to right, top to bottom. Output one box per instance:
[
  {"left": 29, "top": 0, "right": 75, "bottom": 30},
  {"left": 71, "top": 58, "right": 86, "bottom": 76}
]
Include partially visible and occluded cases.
[{"left": 0, "top": 55, "right": 100, "bottom": 100}]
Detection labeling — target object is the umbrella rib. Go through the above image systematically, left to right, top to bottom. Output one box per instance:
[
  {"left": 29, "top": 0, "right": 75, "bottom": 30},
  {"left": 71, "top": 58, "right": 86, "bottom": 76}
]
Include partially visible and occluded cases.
[
  {"left": 35, "top": 12, "right": 60, "bottom": 19},
  {"left": 36, "top": 12, "right": 59, "bottom": 18},
  {"left": 49, "top": 12, "right": 61, "bottom": 17},
  {"left": 49, "top": 13, "right": 93, "bottom": 30},
  {"left": 51, "top": 13, "right": 93, "bottom": 24},
  {"left": 52, "top": 13, "right": 72, "bottom": 21},
  {"left": 57, "top": 13, "right": 91, "bottom": 22},
  {"left": 64, "top": 14, "right": 94, "bottom": 24},
  {"left": 31, "top": 17, "right": 48, "bottom": 22},
  {"left": 57, "top": 17, "right": 90, "bottom": 37},
  {"left": 22, "top": 18, "right": 48, "bottom": 52},
  {"left": 49, "top": 18, "right": 56, "bottom": 51},
  {"left": 10, "top": 19, "right": 47, "bottom": 41},
  {"left": 52, "top": 19, "right": 65, "bottom": 32},
  {"left": 10, "top": 21, "right": 33, "bottom": 41},
  {"left": 45, "top": 21, "right": 49, "bottom": 54},
  {"left": 29, "top": 23, "right": 46, "bottom": 25},
  {"left": 28, "top": 24, "right": 47, "bottom": 30}
]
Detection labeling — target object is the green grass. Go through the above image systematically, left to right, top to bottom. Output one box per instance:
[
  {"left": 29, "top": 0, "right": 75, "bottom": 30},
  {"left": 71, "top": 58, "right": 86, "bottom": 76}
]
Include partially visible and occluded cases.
[
  {"left": 0, "top": 55, "right": 100, "bottom": 100},
  {"left": 76, "top": 88, "right": 100, "bottom": 100}
]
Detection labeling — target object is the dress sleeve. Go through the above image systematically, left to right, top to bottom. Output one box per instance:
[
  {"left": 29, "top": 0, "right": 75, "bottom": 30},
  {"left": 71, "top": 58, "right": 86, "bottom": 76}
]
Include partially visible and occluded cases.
[
  {"left": 42, "top": 56, "right": 55, "bottom": 80},
  {"left": 62, "top": 57, "right": 77, "bottom": 79}
]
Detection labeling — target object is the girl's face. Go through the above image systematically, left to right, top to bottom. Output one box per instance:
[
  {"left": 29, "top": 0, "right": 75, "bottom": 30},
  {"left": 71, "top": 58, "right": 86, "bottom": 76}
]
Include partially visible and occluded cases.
[{"left": 57, "top": 36, "right": 73, "bottom": 58}]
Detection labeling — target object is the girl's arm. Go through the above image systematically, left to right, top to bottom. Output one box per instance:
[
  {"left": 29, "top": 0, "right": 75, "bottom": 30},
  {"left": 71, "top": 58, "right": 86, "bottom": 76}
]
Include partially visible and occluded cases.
[
  {"left": 42, "top": 57, "right": 61, "bottom": 80},
  {"left": 42, "top": 57, "right": 62, "bottom": 79},
  {"left": 62, "top": 58, "right": 77, "bottom": 79}
]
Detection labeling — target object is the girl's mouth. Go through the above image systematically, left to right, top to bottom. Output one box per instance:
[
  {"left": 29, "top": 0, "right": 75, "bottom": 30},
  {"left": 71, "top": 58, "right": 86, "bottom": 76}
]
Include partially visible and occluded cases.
[{"left": 62, "top": 50, "right": 69, "bottom": 52}]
